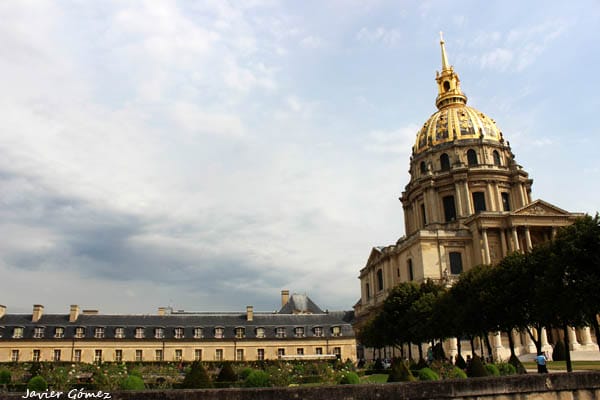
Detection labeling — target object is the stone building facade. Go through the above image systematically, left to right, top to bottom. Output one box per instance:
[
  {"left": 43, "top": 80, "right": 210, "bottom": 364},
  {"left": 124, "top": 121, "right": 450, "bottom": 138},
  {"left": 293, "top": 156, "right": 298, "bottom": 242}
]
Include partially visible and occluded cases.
[
  {"left": 354, "top": 35, "right": 594, "bottom": 359},
  {"left": 0, "top": 291, "right": 356, "bottom": 363}
]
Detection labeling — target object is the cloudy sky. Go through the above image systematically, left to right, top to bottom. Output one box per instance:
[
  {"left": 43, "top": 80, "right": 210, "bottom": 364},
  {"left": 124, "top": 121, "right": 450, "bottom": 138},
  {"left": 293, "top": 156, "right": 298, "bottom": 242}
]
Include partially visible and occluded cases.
[{"left": 1, "top": 1, "right": 599, "bottom": 314}]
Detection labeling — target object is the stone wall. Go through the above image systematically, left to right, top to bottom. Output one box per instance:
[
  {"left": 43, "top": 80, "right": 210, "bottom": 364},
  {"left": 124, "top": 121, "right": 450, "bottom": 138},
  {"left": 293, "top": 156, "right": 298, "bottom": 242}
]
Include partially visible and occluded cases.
[{"left": 1, "top": 372, "right": 600, "bottom": 400}]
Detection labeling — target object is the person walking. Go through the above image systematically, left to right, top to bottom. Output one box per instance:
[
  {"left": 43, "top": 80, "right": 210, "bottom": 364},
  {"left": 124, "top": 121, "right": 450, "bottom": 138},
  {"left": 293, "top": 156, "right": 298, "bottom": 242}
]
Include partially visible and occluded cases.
[{"left": 535, "top": 352, "right": 548, "bottom": 373}]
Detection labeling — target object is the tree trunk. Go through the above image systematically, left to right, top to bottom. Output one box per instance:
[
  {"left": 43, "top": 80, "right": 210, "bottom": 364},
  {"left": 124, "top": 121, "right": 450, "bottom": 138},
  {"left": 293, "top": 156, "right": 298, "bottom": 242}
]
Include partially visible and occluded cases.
[
  {"left": 562, "top": 324, "right": 573, "bottom": 372},
  {"left": 526, "top": 326, "right": 543, "bottom": 355},
  {"left": 506, "top": 330, "right": 516, "bottom": 357},
  {"left": 484, "top": 333, "right": 494, "bottom": 363},
  {"left": 469, "top": 336, "right": 476, "bottom": 356},
  {"left": 457, "top": 337, "right": 462, "bottom": 358},
  {"left": 408, "top": 342, "right": 413, "bottom": 361},
  {"left": 418, "top": 343, "right": 423, "bottom": 361}
]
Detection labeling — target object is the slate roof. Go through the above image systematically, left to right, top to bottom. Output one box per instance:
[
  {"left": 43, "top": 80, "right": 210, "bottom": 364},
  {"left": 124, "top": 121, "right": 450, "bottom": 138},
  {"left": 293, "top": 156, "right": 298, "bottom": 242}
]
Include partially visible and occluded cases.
[{"left": 278, "top": 294, "right": 324, "bottom": 314}]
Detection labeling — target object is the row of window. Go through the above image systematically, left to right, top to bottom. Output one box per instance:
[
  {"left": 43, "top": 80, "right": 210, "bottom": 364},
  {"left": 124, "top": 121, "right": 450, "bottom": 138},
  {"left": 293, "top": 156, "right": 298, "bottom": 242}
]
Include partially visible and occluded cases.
[
  {"left": 418, "top": 149, "right": 503, "bottom": 175},
  {"left": 7, "top": 326, "right": 343, "bottom": 339},
  {"left": 8, "top": 347, "right": 343, "bottom": 362}
]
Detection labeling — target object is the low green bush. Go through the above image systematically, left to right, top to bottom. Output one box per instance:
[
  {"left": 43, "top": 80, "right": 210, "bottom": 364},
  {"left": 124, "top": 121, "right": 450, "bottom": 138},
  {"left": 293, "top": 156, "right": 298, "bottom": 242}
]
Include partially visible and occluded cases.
[
  {"left": 467, "top": 355, "right": 488, "bottom": 377},
  {"left": 388, "top": 361, "right": 415, "bottom": 382},
  {"left": 497, "top": 362, "right": 517, "bottom": 376},
  {"left": 485, "top": 364, "right": 500, "bottom": 376},
  {"left": 239, "top": 367, "right": 254, "bottom": 380},
  {"left": 417, "top": 367, "right": 439, "bottom": 381},
  {"left": 447, "top": 367, "right": 467, "bottom": 379},
  {"left": 0, "top": 369, "right": 11, "bottom": 385},
  {"left": 244, "top": 370, "right": 270, "bottom": 388},
  {"left": 339, "top": 372, "right": 360, "bottom": 385},
  {"left": 27, "top": 376, "right": 48, "bottom": 391},
  {"left": 120, "top": 376, "right": 145, "bottom": 391}
]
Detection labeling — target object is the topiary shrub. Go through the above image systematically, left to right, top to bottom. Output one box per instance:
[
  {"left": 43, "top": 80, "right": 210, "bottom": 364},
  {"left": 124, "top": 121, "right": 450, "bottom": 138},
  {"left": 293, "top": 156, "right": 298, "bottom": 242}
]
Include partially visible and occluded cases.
[
  {"left": 552, "top": 340, "right": 566, "bottom": 361},
  {"left": 455, "top": 354, "right": 467, "bottom": 369},
  {"left": 508, "top": 354, "right": 527, "bottom": 374},
  {"left": 467, "top": 355, "right": 488, "bottom": 377},
  {"left": 372, "top": 359, "right": 384, "bottom": 371},
  {"left": 388, "top": 361, "right": 416, "bottom": 382},
  {"left": 181, "top": 362, "right": 213, "bottom": 389},
  {"left": 497, "top": 362, "right": 517, "bottom": 376},
  {"left": 216, "top": 363, "right": 237, "bottom": 388},
  {"left": 485, "top": 364, "right": 500, "bottom": 376},
  {"left": 239, "top": 367, "right": 254, "bottom": 380},
  {"left": 417, "top": 367, "right": 439, "bottom": 381},
  {"left": 447, "top": 367, "right": 467, "bottom": 379},
  {"left": 0, "top": 369, "right": 11, "bottom": 385},
  {"left": 244, "top": 370, "right": 270, "bottom": 388},
  {"left": 339, "top": 372, "right": 360, "bottom": 385},
  {"left": 27, "top": 376, "right": 48, "bottom": 391},
  {"left": 120, "top": 376, "right": 145, "bottom": 391}
]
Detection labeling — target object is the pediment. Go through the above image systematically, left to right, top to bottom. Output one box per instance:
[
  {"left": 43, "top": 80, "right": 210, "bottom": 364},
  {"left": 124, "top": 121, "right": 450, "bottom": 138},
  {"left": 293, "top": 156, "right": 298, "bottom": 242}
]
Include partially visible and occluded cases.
[
  {"left": 512, "top": 199, "right": 571, "bottom": 216},
  {"left": 365, "top": 247, "right": 384, "bottom": 266}
]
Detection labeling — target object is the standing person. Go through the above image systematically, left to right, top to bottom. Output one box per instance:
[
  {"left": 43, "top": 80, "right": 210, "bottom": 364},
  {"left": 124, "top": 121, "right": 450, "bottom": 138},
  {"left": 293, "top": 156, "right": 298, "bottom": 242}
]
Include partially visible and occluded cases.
[{"left": 535, "top": 352, "right": 548, "bottom": 373}]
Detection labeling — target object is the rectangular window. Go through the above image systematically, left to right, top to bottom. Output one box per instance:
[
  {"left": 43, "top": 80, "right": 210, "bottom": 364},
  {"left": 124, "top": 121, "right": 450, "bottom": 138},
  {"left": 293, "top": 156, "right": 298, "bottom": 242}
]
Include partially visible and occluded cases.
[
  {"left": 472, "top": 192, "right": 486, "bottom": 212},
  {"left": 501, "top": 192, "right": 511, "bottom": 211},
  {"left": 443, "top": 195, "right": 457, "bottom": 222},
  {"left": 420, "top": 203, "right": 427, "bottom": 226},
  {"left": 449, "top": 252, "right": 463, "bottom": 275},
  {"left": 365, "top": 283, "right": 370, "bottom": 300},
  {"left": 332, "top": 326, "right": 342, "bottom": 337},
  {"left": 13, "top": 327, "right": 23, "bottom": 339},
  {"left": 34, "top": 327, "right": 45, "bottom": 338},
  {"left": 54, "top": 327, "right": 64, "bottom": 338},
  {"left": 75, "top": 327, "right": 85, "bottom": 339},
  {"left": 94, "top": 327, "right": 105, "bottom": 339},
  {"left": 115, "top": 327, "right": 125, "bottom": 339},
  {"left": 235, "top": 327, "right": 245, "bottom": 339},
  {"left": 255, "top": 327, "right": 265, "bottom": 338},
  {"left": 276, "top": 327, "right": 286, "bottom": 338},
  {"left": 294, "top": 327, "right": 304, "bottom": 338},
  {"left": 313, "top": 327, "right": 323, "bottom": 337},
  {"left": 135, "top": 328, "right": 145, "bottom": 339},
  {"left": 154, "top": 328, "right": 163, "bottom": 339},
  {"left": 174, "top": 328, "right": 184, "bottom": 339},
  {"left": 193, "top": 328, "right": 203, "bottom": 339},
  {"left": 214, "top": 328, "right": 224, "bottom": 339},
  {"left": 315, "top": 347, "right": 323, "bottom": 355},
  {"left": 333, "top": 347, "right": 341, "bottom": 359},
  {"left": 277, "top": 348, "right": 285, "bottom": 357},
  {"left": 296, "top": 348, "right": 304, "bottom": 355},
  {"left": 53, "top": 349, "right": 61, "bottom": 362},
  {"left": 74, "top": 349, "right": 82, "bottom": 362},
  {"left": 155, "top": 349, "right": 163, "bottom": 361},
  {"left": 175, "top": 349, "right": 183, "bottom": 361},
  {"left": 194, "top": 349, "right": 202, "bottom": 361},
  {"left": 215, "top": 349, "right": 223, "bottom": 361},
  {"left": 236, "top": 349, "right": 244, "bottom": 361},
  {"left": 257, "top": 349, "right": 265, "bottom": 361},
  {"left": 11, "top": 350, "right": 19, "bottom": 362},
  {"left": 32, "top": 350, "right": 41, "bottom": 362},
  {"left": 94, "top": 350, "right": 102, "bottom": 363},
  {"left": 115, "top": 350, "right": 122, "bottom": 362},
  {"left": 135, "top": 350, "right": 143, "bottom": 362}
]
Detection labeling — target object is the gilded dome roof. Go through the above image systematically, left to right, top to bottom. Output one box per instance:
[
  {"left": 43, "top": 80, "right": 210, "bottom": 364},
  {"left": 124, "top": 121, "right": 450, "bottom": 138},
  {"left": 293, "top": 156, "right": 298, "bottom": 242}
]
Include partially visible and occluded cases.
[
  {"left": 414, "top": 33, "right": 503, "bottom": 154},
  {"left": 414, "top": 104, "right": 502, "bottom": 154}
]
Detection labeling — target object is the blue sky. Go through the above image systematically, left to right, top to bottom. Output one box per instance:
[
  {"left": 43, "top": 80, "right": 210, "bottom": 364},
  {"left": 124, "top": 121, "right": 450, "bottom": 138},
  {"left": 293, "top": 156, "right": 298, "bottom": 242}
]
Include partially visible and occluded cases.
[{"left": 1, "top": 1, "right": 599, "bottom": 314}]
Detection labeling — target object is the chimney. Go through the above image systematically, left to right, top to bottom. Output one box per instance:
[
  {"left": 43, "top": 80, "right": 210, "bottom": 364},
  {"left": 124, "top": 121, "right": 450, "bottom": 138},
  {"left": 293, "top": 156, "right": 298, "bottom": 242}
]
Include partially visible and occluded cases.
[
  {"left": 281, "top": 290, "right": 290, "bottom": 307},
  {"left": 32, "top": 304, "right": 44, "bottom": 323},
  {"left": 0, "top": 305, "right": 6, "bottom": 319},
  {"left": 69, "top": 305, "right": 80, "bottom": 322},
  {"left": 246, "top": 306, "right": 254, "bottom": 321},
  {"left": 158, "top": 307, "right": 166, "bottom": 316}
]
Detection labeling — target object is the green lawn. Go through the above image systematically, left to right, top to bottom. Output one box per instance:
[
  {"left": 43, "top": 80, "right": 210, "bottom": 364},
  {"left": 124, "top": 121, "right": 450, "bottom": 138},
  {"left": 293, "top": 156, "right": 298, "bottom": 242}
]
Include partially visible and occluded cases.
[
  {"left": 521, "top": 361, "right": 600, "bottom": 371},
  {"left": 360, "top": 374, "right": 389, "bottom": 384}
]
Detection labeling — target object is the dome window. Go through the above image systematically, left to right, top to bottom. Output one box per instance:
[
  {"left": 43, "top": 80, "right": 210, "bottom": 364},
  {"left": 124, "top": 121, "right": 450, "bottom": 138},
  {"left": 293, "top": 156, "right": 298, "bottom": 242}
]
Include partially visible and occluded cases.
[
  {"left": 443, "top": 81, "right": 450, "bottom": 92},
  {"left": 467, "top": 149, "right": 478, "bottom": 166},
  {"left": 493, "top": 150, "right": 502, "bottom": 166},
  {"left": 440, "top": 153, "right": 450, "bottom": 171},
  {"left": 420, "top": 161, "right": 427, "bottom": 174}
]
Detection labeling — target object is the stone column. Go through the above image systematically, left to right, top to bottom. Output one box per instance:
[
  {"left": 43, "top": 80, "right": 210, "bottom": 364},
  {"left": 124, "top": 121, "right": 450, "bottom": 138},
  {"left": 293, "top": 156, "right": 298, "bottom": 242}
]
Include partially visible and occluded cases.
[
  {"left": 454, "top": 182, "right": 464, "bottom": 217},
  {"left": 465, "top": 182, "right": 473, "bottom": 215},
  {"left": 486, "top": 182, "right": 496, "bottom": 211},
  {"left": 519, "top": 183, "right": 527, "bottom": 207},
  {"left": 511, "top": 227, "right": 521, "bottom": 252},
  {"left": 524, "top": 227, "right": 533, "bottom": 251},
  {"left": 482, "top": 229, "right": 491, "bottom": 265},
  {"left": 500, "top": 229, "right": 508, "bottom": 257},
  {"left": 568, "top": 327, "right": 581, "bottom": 350},
  {"left": 579, "top": 327, "right": 594, "bottom": 347},
  {"left": 541, "top": 328, "right": 552, "bottom": 353},
  {"left": 511, "top": 330, "right": 522, "bottom": 354},
  {"left": 526, "top": 333, "right": 537, "bottom": 354},
  {"left": 447, "top": 337, "right": 458, "bottom": 359}
]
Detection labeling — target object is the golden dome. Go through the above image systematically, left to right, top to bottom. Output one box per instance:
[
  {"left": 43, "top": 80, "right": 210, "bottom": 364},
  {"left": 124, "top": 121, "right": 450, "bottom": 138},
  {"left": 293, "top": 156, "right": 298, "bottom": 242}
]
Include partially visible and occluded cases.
[
  {"left": 414, "top": 33, "right": 503, "bottom": 154},
  {"left": 414, "top": 105, "right": 503, "bottom": 154}
]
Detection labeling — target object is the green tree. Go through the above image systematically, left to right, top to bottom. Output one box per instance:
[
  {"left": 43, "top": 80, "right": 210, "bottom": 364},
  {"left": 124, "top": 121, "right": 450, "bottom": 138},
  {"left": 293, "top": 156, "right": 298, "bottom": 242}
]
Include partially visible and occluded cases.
[{"left": 181, "top": 362, "right": 213, "bottom": 389}]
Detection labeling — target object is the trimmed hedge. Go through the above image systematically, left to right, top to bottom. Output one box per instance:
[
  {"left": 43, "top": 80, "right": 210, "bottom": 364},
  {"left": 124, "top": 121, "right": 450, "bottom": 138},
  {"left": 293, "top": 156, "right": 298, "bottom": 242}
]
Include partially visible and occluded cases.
[
  {"left": 417, "top": 367, "right": 439, "bottom": 381},
  {"left": 339, "top": 372, "right": 360, "bottom": 385}
]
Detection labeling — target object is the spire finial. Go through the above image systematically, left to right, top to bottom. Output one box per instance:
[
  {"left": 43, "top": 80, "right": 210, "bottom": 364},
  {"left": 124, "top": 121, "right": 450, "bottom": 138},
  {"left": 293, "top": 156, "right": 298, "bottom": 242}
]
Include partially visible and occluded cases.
[{"left": 440, "top": 31, "right": 450, "bottom": 71}]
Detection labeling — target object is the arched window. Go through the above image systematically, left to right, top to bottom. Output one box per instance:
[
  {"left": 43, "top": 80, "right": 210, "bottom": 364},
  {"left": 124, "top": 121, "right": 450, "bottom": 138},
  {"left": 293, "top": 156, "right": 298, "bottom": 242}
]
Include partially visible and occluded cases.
[
  {"left": 467, "top": 149, "right": 478, "bottom": 166},
  {"left": 493, "top": 150, "right": 501, "bottom": 166},
  {"left": 440, "top": 153, "right": 450, "bottom": 171},
  {"left": 420, "top": 161, "right": 427, "bottom": 174},
  {"left": 407, "top": 259, "right": 414, "bottom": 281},
  {"left": 376, "top": 269, "right": 384, "bottom": 291}
]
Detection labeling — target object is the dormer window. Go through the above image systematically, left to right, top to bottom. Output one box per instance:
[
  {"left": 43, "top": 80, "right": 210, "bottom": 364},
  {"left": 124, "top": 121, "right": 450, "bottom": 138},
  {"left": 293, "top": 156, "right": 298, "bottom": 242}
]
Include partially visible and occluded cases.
[
  {"left": 331, "top": 326, "right": 342, "bottom": 337},
  {"left": 13, "top": 327, "right": 23, "bottom": 339},
  {"left": 33, "top": 327, "right": 45, "bottom": 339},
  {"left": 54, "top": 327, "right": 64, "bottom": 338},
  {"left": 74, "top": 327, "right": 85, "bottom": 339},
  {"left": 94, "top": 327, "right": 105, "bottom": 339},
  {"left": 115, "top": 327, "right": 125, "bottom": 339},
  {"left": 135, "top": 327, "right": 145, "bottom": 339},
  {"left": 193, "top": 327, "right": 203, "bottom": 339},
  {"left": 214, "top": 327, "right": 224, "bottom": 339},
  {"left": 235, "top": 327, "right": 245, "bottom": 339},
  {"left": 255, "top": 327, "right": 266, "bottom": 338},
  {"left": 276, "top": 327, "right": 286, "bottom": 338},
  {"left": 294, "top": 327, "right": 305, "bottom": 338},
  {"left": 313, "top": 327, "right": 324, "bottom": 337},
  {"left": 154, "top": 328, "right": 164, "bottom": 339},
  {"left": 174, "top": 328, "right": 184, "bottom": 339}
]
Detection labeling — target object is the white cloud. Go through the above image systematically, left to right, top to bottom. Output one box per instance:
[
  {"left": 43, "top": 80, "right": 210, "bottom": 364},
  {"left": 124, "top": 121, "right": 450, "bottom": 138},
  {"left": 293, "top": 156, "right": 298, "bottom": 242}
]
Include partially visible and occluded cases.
[
  {"left": 356, "top": 27, "right": 401, "bottom": 46},
  {"left": 300, "top": 35, "right": 324, "bottom": 49},
  {"left": 364, "top": 124, "right": 419, "bottom": 155}
]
